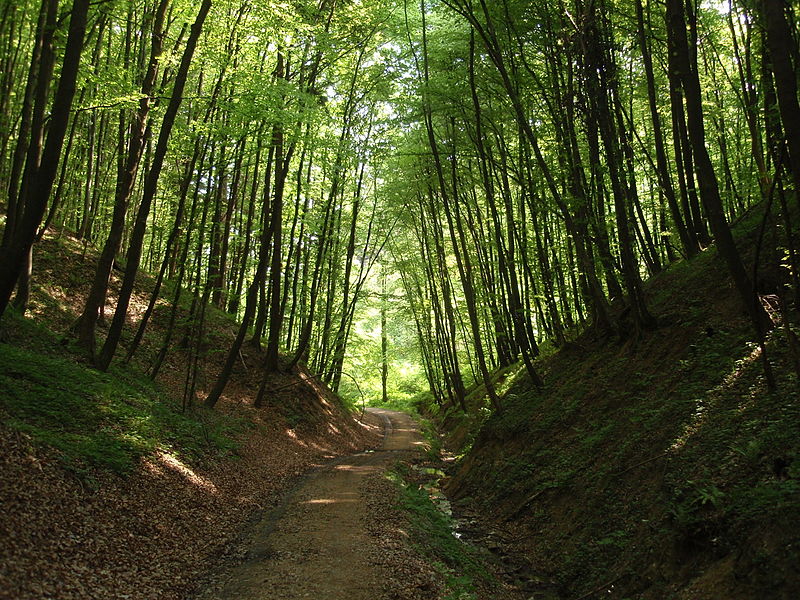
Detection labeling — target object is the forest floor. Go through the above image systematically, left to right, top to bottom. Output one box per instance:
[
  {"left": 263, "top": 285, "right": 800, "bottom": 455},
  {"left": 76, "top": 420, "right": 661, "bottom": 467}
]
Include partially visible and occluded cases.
[
  {"left": 1, "top": 230, "right": 525, "bottom": 599},
  {"left": 0, "top": 378, "right": 384, "bottom": 600},
  {"left": 197, "top": 408, "right": 525, "bottom": 600}
]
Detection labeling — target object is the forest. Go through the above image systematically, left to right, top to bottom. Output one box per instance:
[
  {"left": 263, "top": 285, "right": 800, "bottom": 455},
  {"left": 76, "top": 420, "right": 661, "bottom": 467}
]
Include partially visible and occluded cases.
[
  {"left": 1, "top": 0, "right": 799, "bottom": 598},
  {"left": 1, "top": 0, "right": 799, "bottom": 401}
]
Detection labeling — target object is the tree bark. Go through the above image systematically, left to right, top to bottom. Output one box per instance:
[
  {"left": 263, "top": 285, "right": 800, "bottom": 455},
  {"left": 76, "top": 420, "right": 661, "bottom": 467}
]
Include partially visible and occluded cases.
[
  {"left": 0, "top": 0, "right": 90, "bottom": 319},
  {"left": 74, "top": 0, "right": 169, "bottom": 357},
  {"left": 635, "top": 0, "right": 695, "bottom": 258},
  {"left": 666, "top": 0, "right": 770, "bottom": 331},
  {"left": 761, "top": 0, "right": 800, "bottom": 203}
]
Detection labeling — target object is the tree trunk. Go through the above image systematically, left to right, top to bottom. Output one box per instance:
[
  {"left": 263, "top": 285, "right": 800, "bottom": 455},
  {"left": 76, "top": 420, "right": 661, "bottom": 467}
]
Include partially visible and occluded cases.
[
  {"left": 0, "top": 0, "right": 90, "bottom": 319},
  {"left": 2, "top": 0, "right": 55, "bottom": 251},
  {"left": 74, "top": 0, "right": 169, "bottom": 357},
  {"left": 96, "top": 0, "right": 211, "bottom": 369},
  {"left": 635, "top": 0, "right": 695, "bottom": 258},
  {"left": 666, "top": 0, "right": 770, "bottom": 331},
  {"left": 761, "top": 0, "right": 800, "bottom": 203},
  {"left": 581, "top": 1, "right": 655, "bottom": 333},
  {"left": 380, "top": 270, "right": 389, "bottom": 405}
]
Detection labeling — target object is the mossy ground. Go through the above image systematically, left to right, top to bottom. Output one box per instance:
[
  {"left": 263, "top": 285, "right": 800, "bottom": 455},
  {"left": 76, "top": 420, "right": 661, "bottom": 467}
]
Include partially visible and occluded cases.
[
  {"left": 0, "top": 229, "right": 353, "bottom": 479},
  {"left": 0, "top": 233, "right": 247, "bottom": 477}
]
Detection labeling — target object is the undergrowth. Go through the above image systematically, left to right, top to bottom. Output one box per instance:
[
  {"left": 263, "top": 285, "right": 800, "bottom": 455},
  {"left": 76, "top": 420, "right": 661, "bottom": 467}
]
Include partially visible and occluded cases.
[
  {"left": 0, "top": 339, "right": 241, "bottom": 476},
  {"left": 387, "top": 463, "right": 490, "bottom": 600}
]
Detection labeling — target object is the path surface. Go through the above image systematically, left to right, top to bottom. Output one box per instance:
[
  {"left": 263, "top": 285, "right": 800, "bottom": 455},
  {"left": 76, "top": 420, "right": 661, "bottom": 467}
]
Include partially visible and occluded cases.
[{"left": 202, "top": 408, "right": 424, "bottom": 600}]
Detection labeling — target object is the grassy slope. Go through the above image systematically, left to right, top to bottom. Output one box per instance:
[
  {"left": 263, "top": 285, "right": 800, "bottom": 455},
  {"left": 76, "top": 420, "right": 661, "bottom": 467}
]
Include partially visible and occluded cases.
[
  {"left": 440, "top": 208, "right": 800, "bottom": 599},
  {"left": 0, "top": 230, "right": 380, "bottom": 599},
  {"left": 0, "top": 230, "right": 366, "bottom": 469},
  {"left": 1, "top": 314, "right": 241, "bottom": 476}
]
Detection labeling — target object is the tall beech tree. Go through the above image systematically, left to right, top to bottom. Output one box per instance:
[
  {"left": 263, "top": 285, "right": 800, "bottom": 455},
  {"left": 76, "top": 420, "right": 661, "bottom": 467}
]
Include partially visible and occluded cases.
[
  {"left": 75, "top": 0, "right": 170, "bottom": 357},
  {"left": 96, "top": 0, "right": 212, "bottom": 370},
  {"left": 665, "top": 0, "right": 770, "bottom": 331},
  {"left": 761, "top": 0, "right": 800, "bottom": 198}
]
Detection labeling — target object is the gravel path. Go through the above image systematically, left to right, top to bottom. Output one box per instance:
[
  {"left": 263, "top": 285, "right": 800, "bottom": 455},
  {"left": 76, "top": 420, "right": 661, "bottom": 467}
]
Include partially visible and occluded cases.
[{"left": 200, "top": 408, "right": 426, "bottom": 600}]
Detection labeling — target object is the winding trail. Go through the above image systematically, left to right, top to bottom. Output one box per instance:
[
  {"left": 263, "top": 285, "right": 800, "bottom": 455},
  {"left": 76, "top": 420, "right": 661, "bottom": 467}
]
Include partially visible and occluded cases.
[{"left": 203, "top": 408, "right": 424, "bottom": 600}]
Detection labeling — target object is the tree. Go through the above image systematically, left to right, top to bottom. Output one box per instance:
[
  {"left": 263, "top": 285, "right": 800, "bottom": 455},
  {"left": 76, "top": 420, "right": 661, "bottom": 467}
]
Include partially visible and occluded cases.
[
  {"left": 0, "top": 0, "right": 90, "bottom": 319},
  {"left": 74, "top": 0, "right": 170, "bottom": 357},
  {"left": 96, "top": 0, "right": 212, "bottom": 370},
  {"left": 665, "top": 0, "right": 770, "bottom": 331},
  {"left": 761, "top": 0, "right": 800, "bottom": 199}
]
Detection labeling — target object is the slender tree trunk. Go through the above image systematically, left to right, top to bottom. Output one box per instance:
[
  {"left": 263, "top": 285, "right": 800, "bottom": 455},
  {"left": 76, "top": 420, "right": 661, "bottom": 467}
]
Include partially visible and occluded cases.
[
  {"left": 2, "top": 0, "right": 54, "bottom": 251},
  {"left": 74, "top": 0, "right": 169, "bottom": 357},
  {"left": 96, "top": 0, "right": 211, "bottom": 370},
  {"left": 635, "top": 0, "right": 695, "bottom": 258},
  {"left": 666, "top": 0, "right": 770, "bottom": 331},
  {"left": 761, "top": 0, "right": 800, "bottom": 203},
  {"left": 581, "top": 1, "right": 655, "bottom": 333},
  {"left": 420, "top": 3, "right": 505, "bottom": 408},
  {"left": 468, "top": 31, "right": 541, "bottom": 378},
  {"left": 264, "top": 54, "right": 294, "bottom": 372},
  {"left": 124, "top": 136, "right": 205, "bottom": 363},
  {"left": 288, "top": 179, "right": 337, "bottom": 369},
  {"left": 205, "top": 180, "right": 278, "bottom": 408},
  {"left": 380, "top": 269, "right": 389, "bottom": 405}
]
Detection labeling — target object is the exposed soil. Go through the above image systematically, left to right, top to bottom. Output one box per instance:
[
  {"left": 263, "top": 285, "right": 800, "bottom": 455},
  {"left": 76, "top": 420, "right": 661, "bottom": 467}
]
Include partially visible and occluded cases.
[{"left": 198, "top": 408, "right": 428, "bottom": 600}]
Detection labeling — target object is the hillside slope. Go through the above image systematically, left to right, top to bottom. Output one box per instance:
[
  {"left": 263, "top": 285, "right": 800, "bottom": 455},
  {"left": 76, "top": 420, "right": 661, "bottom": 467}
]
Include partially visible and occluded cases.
[
  {"left": 441, "top": 210, "right": 800, "bottom": 599},
  {"left": 0, "top": 230, "right": 381, "bottom": 599}
]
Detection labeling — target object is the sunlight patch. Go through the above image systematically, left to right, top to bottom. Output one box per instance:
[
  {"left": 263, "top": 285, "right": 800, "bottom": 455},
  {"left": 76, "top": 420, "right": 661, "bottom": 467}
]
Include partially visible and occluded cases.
[
  {"left": 671, "top": 344, "right": 762, "bottom": 451},
  {"left": 285, "top": 429, "right": 308, "bottom": 447},
  {"left": 156, "top": 450, "right": 218, "bottom": 494},
  {"left": 302, "top": 497, "right": 356, "bottom": 505}
]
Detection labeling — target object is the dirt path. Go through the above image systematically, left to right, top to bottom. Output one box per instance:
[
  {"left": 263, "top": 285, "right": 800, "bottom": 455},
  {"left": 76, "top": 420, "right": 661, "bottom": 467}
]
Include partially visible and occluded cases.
[{"left": 200, "top": 408, "right": 424, "bottom": 600}]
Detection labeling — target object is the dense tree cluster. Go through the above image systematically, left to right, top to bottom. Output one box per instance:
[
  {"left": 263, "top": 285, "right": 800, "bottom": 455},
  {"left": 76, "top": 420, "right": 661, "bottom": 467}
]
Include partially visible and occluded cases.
[
  {"left": 0, "top": 0, "right": 798, "bottom": 408},
  {"left": 383, "top": 0, "right": 798, "bottom": 407}
]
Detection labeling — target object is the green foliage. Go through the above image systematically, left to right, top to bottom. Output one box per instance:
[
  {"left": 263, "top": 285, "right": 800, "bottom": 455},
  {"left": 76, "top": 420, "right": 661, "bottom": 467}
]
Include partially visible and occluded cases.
[
  {"left": 340, "top": 270, "right": 431, "bottom": 409},
  {"left": 0, "top": 343, "right": 241, "bottom": 475},
  {"left": 365, "top": 392, "right": 418, "bottom": 414},
  {"left": 418, "top": 417, "right": 443, "bottom": 460},
  {"left": 731, "top": 438, "right": 763, "bottom": 465},
  {"left": 386, "top": 464, "right": 489, "bottom": 599},
  {"left": 668, "top": 479, "right": 726, "bottom": 526},
  {"left": 732, "top": 479, "right": 800, "bottom": 521},
  {"left": 595, "top": 528, "right": 631, "bottom": 551}
]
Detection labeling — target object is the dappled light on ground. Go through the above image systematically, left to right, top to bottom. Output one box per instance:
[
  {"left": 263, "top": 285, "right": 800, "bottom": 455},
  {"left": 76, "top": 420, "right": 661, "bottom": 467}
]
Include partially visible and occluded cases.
[
  {"left": 670, "top": 343, "right": 763, "bottom": 452},
  {"left": 284, "top": 429, "right": 306, "bottom": 445},
  {"left": 150, "top": 450, "right": 219, "bottom": 494}
]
